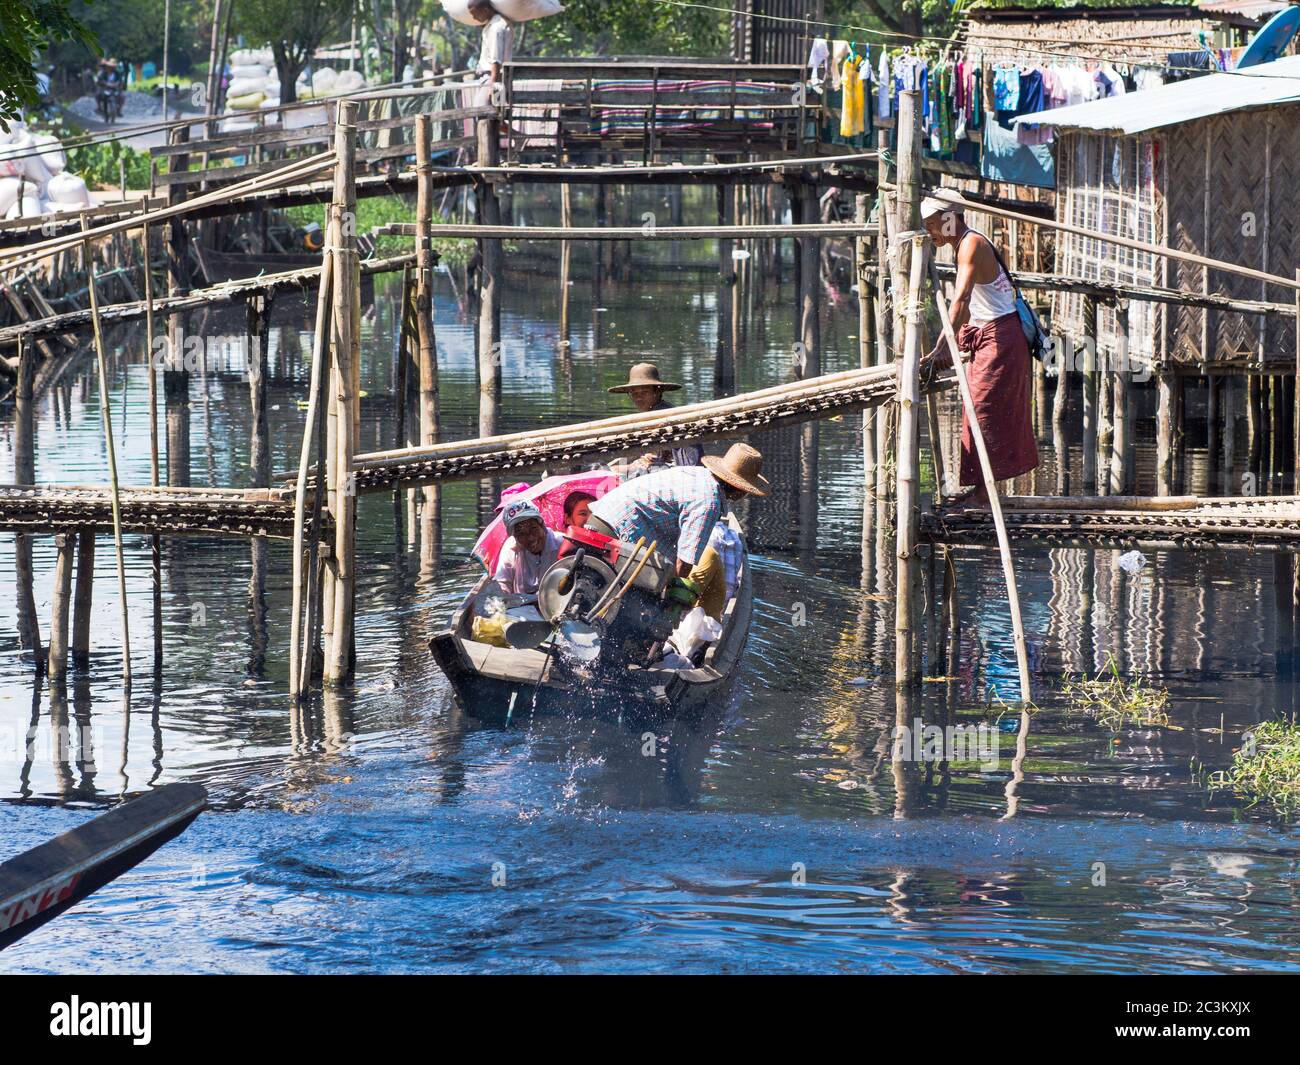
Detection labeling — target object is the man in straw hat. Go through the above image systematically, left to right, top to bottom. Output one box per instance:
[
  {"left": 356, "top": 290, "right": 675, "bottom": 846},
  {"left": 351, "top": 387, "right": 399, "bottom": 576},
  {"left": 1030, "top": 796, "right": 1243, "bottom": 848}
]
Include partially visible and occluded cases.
[
  {"left": 919, "top": 189, "right": 1038, "bottom": 508},
  {"left": 608, "top": 362, "right": 704, "bottom": 473},
  {"left": 589, "top": 443, "right": 769, "bottom": 619}
]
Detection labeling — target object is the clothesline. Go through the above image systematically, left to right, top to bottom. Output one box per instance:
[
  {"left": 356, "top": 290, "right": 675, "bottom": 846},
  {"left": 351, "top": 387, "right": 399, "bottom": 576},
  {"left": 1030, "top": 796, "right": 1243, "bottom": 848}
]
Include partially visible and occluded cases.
[{"left": 807, "top": 35, "right": 1242, "bottom": 184}]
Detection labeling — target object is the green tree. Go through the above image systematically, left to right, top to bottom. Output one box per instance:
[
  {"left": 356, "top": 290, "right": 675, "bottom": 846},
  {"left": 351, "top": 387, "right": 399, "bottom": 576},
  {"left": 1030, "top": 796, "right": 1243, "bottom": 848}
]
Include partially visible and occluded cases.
[
  {"left": 1, "top": 0, "right": 95, "bottom": 126},
  {"left": 235, "top": 0, "right": 353, "bottom": 103},
  {"left": 524, "top": 0, "right": 728, "bottom": 56}
]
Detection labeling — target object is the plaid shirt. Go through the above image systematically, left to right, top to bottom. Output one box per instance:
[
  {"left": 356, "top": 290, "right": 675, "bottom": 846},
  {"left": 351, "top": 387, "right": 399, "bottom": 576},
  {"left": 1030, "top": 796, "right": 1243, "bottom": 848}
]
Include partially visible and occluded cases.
[
  {"left": 590, "top": 465, "right": 723, "bottom": 565},
  {"left": 708, "top": 522, "right": 744, "bottom": 596}
]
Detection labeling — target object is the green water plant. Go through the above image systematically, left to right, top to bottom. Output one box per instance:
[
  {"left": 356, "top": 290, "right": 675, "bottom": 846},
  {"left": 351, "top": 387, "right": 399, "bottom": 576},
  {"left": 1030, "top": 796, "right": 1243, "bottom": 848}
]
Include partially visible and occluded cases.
[
  {"left": 1061, "top": 654, "right": 1170, "bottom": 730},
  {"left": 1209, "top": 720, "right": 1300, "bottom": 818}
]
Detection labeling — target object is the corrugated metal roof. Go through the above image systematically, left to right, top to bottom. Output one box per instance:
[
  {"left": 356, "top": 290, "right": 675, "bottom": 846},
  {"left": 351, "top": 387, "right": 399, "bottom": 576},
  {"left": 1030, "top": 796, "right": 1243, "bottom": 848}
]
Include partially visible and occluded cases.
[
  {"left": 1198, "top": 0, "right": 1288, "bottom": 16},
  {"left": 1010, "top": 53, "right": 1300, "bottom": 133}
]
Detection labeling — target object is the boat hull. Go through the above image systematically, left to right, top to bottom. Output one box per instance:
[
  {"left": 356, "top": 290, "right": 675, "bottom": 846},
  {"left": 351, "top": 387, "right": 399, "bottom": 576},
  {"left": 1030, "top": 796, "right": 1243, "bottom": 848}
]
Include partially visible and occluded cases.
[{"left": 0, "top": 783, "right": 207, "bottom": 950}]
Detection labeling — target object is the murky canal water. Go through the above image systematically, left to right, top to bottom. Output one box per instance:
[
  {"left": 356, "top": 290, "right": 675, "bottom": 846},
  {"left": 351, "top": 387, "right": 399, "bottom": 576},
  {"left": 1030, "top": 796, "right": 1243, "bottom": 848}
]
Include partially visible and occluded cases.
[{"left": 1, "top": 230, "right": 1297, "bottom": 973}]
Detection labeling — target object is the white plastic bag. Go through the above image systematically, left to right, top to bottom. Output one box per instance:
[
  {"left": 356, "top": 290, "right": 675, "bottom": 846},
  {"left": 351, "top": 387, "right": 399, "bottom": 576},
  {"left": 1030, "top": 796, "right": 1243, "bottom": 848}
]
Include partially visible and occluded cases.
[
  {"left": 441, "top": 0, "right": 564, "bottom": 27},
  {"left": 45, "top": 172, "right": 90, "bottom": 207},
  {"left": 1117, "top": 549, "right": 1147, "bottom": 575},
  {"left": 668, "top": 606, "right": 722, "bottom": 662}
]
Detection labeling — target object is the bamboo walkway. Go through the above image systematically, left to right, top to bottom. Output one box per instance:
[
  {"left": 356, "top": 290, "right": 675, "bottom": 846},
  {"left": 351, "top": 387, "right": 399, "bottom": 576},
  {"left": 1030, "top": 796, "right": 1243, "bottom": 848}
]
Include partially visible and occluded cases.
[
  {"left": 0, "top": 253, "right": 414, "bottom": 346},
  {"left": 0, "top": 485, "right": 309, "bottom": 539},
  {"left": 922, "top": 495, "right": 1300, "bottom": 551}
]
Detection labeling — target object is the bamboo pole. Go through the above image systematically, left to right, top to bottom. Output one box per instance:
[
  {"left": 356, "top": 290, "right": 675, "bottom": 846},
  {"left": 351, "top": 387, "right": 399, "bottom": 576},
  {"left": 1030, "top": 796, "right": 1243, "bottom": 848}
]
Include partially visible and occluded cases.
[
  {"left": 325, "top": 100, "right": 359, "bottom": 687},
  {"left": 476, "top": 108, "right": 502, "bottom": 439},
  {"left": 415, "top": 114, "right": 441, "bottom": 551},
  {"left": 874, "top": 131, "right": 892, "bottom": 504},
  {"left": 558, "top": 160, "right": 572, "bottom": 351},
  {"left": 717, "top": 180, "right": 735, "bottom": 388},
  {"left": 856, "top": 194, "right": 876, "bottom": 494},
  {"left": 83, "top": 219, "right": 131, "bottom": 687},
  {"left": 143, "top": 220, "right": 163, "bottom": 667},
  {"left": 894, "top": 236, "right": 927, "bottom": 687},
  {"left": 288, "top": 238, "right": 335, "bottom": 696},
  {"left": 929, "top": 259, "right": 1033, "bottom": 703},
  {"left": 14, "top": 337, "right": 42, "bottom": 669},
  {"left": 1157, "top": 370, "right": 1175, "bottom": 496}
]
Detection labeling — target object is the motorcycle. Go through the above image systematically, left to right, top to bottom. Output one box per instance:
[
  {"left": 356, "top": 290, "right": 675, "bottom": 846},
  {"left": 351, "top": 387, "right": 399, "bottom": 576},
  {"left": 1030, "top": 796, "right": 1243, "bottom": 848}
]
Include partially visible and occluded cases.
[{"left": 94, "top": 78, "right": 124, "bottom": 124}]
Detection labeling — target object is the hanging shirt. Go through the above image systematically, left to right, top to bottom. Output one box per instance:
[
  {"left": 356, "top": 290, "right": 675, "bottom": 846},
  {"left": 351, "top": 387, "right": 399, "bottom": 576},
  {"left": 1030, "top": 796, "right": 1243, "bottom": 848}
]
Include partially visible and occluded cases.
[
  {"left": 808, "top": 37, "right": 830, "bottom": 90},
  {"left": 877, "top": 50, "right": 892, "bottom": 119},
  {"left": 993, "top": 65, "right": 1020, "bottom": 111}
]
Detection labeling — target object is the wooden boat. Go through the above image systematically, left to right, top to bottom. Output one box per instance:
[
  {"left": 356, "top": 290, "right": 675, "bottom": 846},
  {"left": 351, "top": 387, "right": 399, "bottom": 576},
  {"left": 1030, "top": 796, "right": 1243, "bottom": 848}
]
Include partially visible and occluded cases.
[
  {"left": 430, "top": 517, "right": 753, "bottom": 722},
  {"left": 0, "top": 783, "right": 207, "bottom": 950}
]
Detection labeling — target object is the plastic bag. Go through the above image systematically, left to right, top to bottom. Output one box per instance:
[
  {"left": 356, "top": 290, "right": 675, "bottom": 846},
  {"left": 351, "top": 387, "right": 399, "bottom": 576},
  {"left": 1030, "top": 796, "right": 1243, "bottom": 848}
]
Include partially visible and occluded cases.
[
  {"left": 1117, "top": 550, "right": 1147, "bottom": 575},
  {"left": 668, "top": 606, "right": 722, "bottom": 661},
  {"left": 471, "top": 612, "right": 512, "bottom": 648}
]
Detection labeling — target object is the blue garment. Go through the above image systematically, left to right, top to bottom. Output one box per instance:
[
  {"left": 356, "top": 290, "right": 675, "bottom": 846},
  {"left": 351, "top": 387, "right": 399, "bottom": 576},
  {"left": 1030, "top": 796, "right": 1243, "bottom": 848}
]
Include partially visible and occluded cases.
[
  {"left": 993, "top": 65, "right": 1020, "bottom": 111},
  {"left": 1016, "top": 69, "right": 1044, "bottom": 116},
  {"left": 980, "top": 118, "right": 1055, "bottom": 190}
]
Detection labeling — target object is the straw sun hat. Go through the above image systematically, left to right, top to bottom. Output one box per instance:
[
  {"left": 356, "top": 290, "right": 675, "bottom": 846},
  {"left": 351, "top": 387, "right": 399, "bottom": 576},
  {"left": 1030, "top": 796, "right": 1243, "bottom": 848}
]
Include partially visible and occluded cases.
[
  {"left": 607, "top": 362, "right": 681, "bottom": 394},
  {"left": 702, "top": 443, "right": 771, "bottom": 497}
]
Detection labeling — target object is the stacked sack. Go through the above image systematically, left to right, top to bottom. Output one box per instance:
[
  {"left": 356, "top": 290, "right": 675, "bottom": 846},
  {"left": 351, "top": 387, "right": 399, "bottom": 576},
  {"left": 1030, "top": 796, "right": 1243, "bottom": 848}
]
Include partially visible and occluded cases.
[
  {"left": 225, "top": 47, "right": 280, "bottom": 114},
  {"left": 0, "top": 121, "right": 91, "bottom": 219}
]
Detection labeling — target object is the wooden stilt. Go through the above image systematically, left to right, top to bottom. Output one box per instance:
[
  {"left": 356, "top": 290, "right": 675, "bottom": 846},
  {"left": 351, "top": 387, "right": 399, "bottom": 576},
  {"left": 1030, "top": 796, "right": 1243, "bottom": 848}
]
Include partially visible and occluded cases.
[
  {"left": 892, "top": 89, "right": 922, "bottom": 688},
  {"left": 325, "top": 100, "right": 359, "bottom": 688},
  {"left": 475, "top": 110, "right": 502, "bottom": 439},
  {"left": 415, "top": 114, "right": 441, "bottom": 570},
  {"left": 874, "top": 131, "right": 893, "bottom": 504},
  {"left": 558, "top": 161, "right": 572, "bottom": 351},
  {"left": 716, "top": 180, "right": 735, "bottom": 390},
  {"left": 797, "top": 180, "right": 820, "bottom": 379},
  {"left": 856, "top": 194, "right": 876, "bottom": 495},
  {"left": 143, "top": 221, "right": 163, "bottom": 668},
  {"left": 288, "top": 227, "right": 337, "bottom": 696},
  {"left": 247, "top": 293, "right": 271, "bottom": 677},
  {"left": 1081, "top": 297, "right": 1098, "bottom": 493},
  {"left": 1111, "top": 302, "right": 1131, "bottom": 495},
  {"left": 1097, "top": 326, "right": 1113, "bottom": 498},
  {"left": 14, "top": 337, "right": 43, "bottom": 669},
  {"left": 1157, "top": 368, "right": 1175, "bottom": 496},
  {"left": 1248, "top": 372, "right": 1262, "bottom": 490},
  {"left": 1173, "top": 373, "right": 1187, "bottom": 494},
  {"left": 1206, "top": 374, "right": 1221, "bottom": 496},
  {"left": 72, "top": 529, "right": 94, "bottom": 668},
  {"left": 49, "top": 534, "right": 75, "bottom": 687}
]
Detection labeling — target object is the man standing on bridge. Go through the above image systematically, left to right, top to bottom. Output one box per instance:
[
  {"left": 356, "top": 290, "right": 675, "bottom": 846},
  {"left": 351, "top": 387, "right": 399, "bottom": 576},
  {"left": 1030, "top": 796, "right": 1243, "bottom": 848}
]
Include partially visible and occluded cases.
[{"left": 920, "top": 191, "right": 1038, "bottom": 508}]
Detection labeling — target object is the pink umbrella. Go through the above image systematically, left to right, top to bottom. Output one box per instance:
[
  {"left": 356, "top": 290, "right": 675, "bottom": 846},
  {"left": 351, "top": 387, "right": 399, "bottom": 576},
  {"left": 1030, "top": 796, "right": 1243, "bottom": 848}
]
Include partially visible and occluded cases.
[{"left": 472, "top": 470, "right": 620, "bottom": 574}]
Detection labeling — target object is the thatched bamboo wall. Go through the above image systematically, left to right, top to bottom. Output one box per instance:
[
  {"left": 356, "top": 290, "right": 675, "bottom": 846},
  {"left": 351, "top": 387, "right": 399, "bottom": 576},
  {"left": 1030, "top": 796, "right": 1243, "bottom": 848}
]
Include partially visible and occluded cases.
[
  {"left": 960, "top": 5, "right": 1255, "bottom": 65},
  {"left": 1053, "top": 108, "right": 1300, "bottom": 369}
]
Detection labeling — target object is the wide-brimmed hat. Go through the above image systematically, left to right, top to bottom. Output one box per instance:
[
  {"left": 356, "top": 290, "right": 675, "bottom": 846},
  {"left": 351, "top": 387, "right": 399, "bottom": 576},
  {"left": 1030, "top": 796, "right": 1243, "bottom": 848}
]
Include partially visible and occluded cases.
[
  {"left": 607, "top": 362, "right": 681, "bottom": 394},
  {"left": 702, "top": 443, "right": 770, "bottom": 497}
]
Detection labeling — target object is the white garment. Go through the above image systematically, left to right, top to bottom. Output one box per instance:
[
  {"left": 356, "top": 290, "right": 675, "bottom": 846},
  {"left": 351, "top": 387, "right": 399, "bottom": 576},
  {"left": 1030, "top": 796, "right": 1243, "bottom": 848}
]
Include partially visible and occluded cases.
[
  {"left": 477, "top": 14, "right": 514, "bottom": 73},
  {"left": 808, "top": 38, "right": 830, "bottom": 90},
  {"left": 877, "top": 51, "right": 891, "bottom": 119},
  {"left": 962, "top": 231, "right": 1018, "bottom": 325},
  {"left": 494, "top": 528, "right": 563, "bottom": 595}
]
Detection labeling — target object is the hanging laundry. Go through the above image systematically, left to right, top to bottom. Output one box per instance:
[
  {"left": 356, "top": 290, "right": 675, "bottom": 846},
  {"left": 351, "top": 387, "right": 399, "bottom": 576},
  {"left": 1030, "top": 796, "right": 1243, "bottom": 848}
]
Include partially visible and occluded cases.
[
  {"left": 807, "top": 38, "right": 829, "bottom": 91},
  {"left": 830, "top": 39, "right": 850, "bottom": 91},
  {"left": 877, "top": 49, "right": 891, "bottom": 120},
  {"left": 839, "top": 52, "right": 866, "bottom": 138},
  {"left": 993, "top": 64, "right": 1020, "bottom": 111}
]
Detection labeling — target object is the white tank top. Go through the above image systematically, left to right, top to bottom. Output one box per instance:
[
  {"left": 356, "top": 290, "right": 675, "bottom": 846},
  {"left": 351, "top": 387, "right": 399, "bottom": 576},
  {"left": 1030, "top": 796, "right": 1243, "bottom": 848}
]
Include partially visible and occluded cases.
[{"left": 962, "top": 231, "right": 1018, "bottom": 325}]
